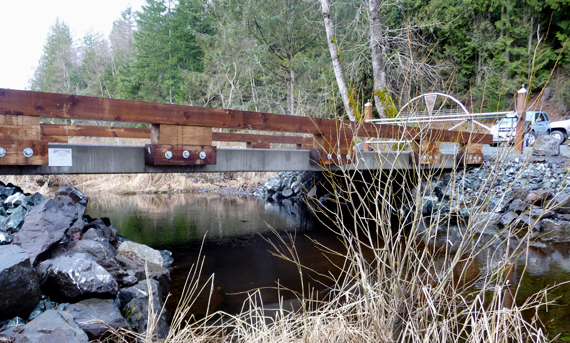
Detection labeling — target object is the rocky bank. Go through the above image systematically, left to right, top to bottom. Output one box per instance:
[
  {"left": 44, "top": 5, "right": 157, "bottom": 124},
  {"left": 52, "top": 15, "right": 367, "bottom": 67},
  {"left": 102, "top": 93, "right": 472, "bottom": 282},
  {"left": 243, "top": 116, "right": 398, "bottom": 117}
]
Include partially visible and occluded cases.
[{"left": 0, "top": 185, "right": 173, "bottom": 342}]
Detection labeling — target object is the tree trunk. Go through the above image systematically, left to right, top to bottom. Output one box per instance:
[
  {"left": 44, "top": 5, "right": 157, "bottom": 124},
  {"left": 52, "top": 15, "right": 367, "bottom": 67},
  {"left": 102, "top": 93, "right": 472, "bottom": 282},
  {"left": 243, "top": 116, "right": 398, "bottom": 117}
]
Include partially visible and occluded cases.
[
  {"left": 319, "top": 0, "right": 356, "bottom": 121},
  {"left": 369, "top": 0, "right": 387, "bottom": 118},
  {"left": 288, "top": 67, "right": 295, "bottom": 115}
]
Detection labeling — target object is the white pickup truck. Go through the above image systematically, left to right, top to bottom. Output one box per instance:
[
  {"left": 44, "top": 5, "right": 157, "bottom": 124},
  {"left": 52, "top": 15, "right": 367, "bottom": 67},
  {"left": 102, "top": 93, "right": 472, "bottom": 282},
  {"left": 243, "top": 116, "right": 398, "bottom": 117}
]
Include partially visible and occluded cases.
[
  {"left": 489, "top": 111, "right": 550, "bottom": 146},
  {"left": 549, "top": 118, "right": 570, "bottom": 145}
]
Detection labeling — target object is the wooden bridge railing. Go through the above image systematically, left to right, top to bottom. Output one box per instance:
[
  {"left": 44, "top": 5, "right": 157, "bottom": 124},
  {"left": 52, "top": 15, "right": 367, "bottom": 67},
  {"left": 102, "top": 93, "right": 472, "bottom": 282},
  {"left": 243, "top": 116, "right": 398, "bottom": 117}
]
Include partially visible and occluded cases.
[{"left": 0, "top": 88, "right": 491, "bottom": 167}]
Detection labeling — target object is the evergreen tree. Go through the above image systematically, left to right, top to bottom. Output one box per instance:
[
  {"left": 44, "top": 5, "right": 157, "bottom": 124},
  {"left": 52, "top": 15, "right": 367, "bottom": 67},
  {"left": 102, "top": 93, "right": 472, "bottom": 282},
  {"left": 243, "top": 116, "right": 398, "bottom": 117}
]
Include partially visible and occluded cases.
[{"left": 29, "top": 18, "right": 79, "bottom": 93}]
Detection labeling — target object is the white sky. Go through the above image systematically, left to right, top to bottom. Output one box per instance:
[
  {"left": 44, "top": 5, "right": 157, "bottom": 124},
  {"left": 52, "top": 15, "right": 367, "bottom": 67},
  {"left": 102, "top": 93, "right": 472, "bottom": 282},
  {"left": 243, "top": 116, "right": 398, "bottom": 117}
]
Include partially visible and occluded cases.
[{"left": 0, "top": 0, "right": 147, "bottom": 90}]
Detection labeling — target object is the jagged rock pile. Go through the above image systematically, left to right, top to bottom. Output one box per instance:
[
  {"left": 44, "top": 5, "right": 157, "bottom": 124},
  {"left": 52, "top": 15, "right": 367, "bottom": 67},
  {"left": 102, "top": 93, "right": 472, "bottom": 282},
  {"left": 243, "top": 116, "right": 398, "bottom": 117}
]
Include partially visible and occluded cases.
[
  {"left": 414, "top": 152, "right": 570, "bottom": 242},
  {"left": 256, "top": 171, "right": 329, "bottom": 203},
  {"left": 0, "top": 185, "right": 173, "bottom": 342}
]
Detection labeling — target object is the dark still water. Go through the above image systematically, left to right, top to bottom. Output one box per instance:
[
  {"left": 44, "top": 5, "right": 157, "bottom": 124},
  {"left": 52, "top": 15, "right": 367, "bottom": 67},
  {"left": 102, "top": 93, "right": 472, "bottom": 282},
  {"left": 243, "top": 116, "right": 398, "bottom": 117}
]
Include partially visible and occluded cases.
[
  {"left": 86, "top": 193, "right": 347, "bottom": 317},
  {"left": 87, "top": 193, "right": 570, "bottom": 336}
]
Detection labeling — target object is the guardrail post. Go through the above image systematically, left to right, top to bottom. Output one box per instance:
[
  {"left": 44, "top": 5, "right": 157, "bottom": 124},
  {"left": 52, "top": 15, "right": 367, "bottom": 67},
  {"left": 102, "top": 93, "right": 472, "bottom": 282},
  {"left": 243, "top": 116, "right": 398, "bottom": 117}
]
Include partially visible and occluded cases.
[
  {"left": 514, "top": 86, "right": 527, "bottom": 154},
  {"left": 364, "top": 102, "right": 372, "bottom": 151}
]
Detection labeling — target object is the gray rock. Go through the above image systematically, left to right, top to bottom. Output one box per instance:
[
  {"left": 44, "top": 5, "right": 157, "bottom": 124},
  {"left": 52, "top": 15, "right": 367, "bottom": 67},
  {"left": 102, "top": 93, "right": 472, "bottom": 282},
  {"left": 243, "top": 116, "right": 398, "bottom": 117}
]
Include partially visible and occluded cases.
[
  {"left": 533, "top": 135, "right": 560, "bottom": 157},
  {"left": 265, "top": 178, "right": 282, "bottom": 192},
  {"left": 291, "top": 181, "right": 302, "bottom": 195},
  {"left": 0, "top": 185, "right": 20, "bottom": 200},
  {"left": 55, "top": 185, "right": 88, "bottom": 207},
  {"left": 307, "top": 186, "right": 317, "bottom": 198},
  {"left": 282, "top": 188, "right": 294, "bottom": 198},
  {"left": 13, "top": 190, "right": 87, "bottom": 265},
  {"left": 272, "top": 191, "right": 285, "bottom": 202},
  {"left": 26, "top": 192, "right": 45, "bottom": 206},
  {"left": 4, "top": 193, "right": 27, "bottom": 209},
  {"left": 554, "top": 193, "right": 570, "bottom": 214},
  {"left": 422, "top": 196, "right": 439, "bottom": 215},
  {"left": 508, "top": 199, "right": 530, "bottom": 213},
  {"left": 5, "top": 205, "right": 26, "bottom": 233},
  {"left": 500, "top": 211, "right": 519, "bottom": 226},
  {"left": 539, "top": 218, "right": 566, "bottom": 232},
  {"left": 84, "top": 219, "right": 118, "bottom": 247},
  {"left": 81, "top": 228, "right": 106, "bottom": 241},
  {"left": 0, "top": 230, "right": 12, "bottom": 244},
  {"left": 64, "top": 239, "right": 121, "bottom": 276},
  {"left": 118, "top": 241, "right": 163, "bottom": 266},
  {"left": 0, "top": 245, "right": 42, "bottom": 320},
  {"left": 160, "top": 250, "right": 174, "bottom": 268},
  {"left": 37, "top": 252, "right": 118, "bottom": 302},
  {"left": 115, "top": 253, "right": 171, "bottom": 300},
  {"left": 118, "top": 280, "right": 170, "bottom": 339},
  {"left": 65, "top": 298, "right": 129, "bottom": 340},
  {"left": 28, "top": 299, "right": 57, "bottom": 321},
  {"left": 1, "top": 310, "right": 88, "bottom": 343},
  {"left": 6, "top": 316, "right": 26, "bottom": 328}
]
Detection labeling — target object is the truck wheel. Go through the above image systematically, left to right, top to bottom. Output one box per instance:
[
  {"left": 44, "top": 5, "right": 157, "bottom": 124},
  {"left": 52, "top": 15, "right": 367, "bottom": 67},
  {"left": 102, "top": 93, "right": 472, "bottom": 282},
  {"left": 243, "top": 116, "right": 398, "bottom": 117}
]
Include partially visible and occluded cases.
[{"left": 550, "top": 130, "right": 566, "bottom": 145}]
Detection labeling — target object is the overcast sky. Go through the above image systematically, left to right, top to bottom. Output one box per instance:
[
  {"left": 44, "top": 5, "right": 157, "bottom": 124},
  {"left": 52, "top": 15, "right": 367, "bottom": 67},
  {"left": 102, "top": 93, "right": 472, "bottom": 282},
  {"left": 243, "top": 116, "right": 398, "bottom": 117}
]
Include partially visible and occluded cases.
[{"left": 0, "top": 0, "right": 147, "bottom": 90}]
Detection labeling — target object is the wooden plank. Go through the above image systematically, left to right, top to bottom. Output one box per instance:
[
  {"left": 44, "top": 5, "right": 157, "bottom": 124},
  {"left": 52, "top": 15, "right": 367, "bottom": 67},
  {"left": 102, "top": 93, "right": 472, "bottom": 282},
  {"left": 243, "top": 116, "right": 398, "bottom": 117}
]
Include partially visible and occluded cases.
[
  {"left": 0, "top": 89, "right": 493, "bottom": 144},
  {"left": 0, "top": 115, "right": 40, "bottom": 140},
  {"left": 41, "top": 123, "right": 150, "bottom": 138},
  {"left": 150, "top": 124, "right": 212, "bottom": 145},
  {"left": 213, "top": 132, "right": 312, "bottom": 145},
  {"left": 42, "top": 135, "right": 68, "bottom": 143},
  {"left": 0, "top": 140, "right": 47, "bottom": 165},
  {"left": 246, "top": 142, "right": 270, "bottom": 149},
  {"left": 145, "top": 144, "right": 216, "bottom": 165}
]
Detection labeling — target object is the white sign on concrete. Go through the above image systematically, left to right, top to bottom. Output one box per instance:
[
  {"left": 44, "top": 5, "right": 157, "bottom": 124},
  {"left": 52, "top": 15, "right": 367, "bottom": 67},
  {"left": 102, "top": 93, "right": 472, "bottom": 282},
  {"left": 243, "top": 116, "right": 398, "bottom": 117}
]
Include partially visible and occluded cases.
[{"left": 48, "top": 148, "right": 73, "bottom": 167}]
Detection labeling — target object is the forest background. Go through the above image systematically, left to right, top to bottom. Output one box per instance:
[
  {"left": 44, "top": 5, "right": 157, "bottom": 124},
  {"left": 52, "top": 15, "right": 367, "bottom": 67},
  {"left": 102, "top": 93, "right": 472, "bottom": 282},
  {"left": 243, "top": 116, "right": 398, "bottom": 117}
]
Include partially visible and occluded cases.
[{"left": 28, "top": 0, "right": 570, "bottom": 122}]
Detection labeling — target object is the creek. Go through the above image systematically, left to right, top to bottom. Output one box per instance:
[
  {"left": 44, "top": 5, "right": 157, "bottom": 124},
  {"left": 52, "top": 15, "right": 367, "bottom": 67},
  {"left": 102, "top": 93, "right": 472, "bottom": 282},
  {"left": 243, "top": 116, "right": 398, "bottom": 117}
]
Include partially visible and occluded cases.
[{"left": 86, "top": 192, "right": 570, "bottom": 337}]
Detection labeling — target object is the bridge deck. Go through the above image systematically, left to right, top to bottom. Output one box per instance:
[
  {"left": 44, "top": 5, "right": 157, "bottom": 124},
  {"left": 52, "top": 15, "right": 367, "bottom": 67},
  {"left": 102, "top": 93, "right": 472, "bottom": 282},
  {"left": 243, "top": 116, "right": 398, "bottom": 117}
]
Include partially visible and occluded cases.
[{"left": 0, "top": 143, "right": 456, "bottom": 175}]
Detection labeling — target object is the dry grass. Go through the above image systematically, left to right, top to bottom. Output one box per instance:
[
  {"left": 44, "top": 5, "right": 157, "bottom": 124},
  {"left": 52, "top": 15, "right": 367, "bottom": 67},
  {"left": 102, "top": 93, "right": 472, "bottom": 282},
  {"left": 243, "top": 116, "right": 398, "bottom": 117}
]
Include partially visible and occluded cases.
[{"left": 102, "top": 119, "right": 567, "bottom": 343}]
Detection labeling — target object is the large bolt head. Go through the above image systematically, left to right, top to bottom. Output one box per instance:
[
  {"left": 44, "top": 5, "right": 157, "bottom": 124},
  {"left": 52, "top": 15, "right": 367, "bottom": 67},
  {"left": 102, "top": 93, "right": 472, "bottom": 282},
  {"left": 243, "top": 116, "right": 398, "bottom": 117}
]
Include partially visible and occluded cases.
[
  {"left": 23, "top": 148, "right": 33, "bottom": 158},
  {"left": 165, "top": 151, "right": 173, "bottom": 159}
]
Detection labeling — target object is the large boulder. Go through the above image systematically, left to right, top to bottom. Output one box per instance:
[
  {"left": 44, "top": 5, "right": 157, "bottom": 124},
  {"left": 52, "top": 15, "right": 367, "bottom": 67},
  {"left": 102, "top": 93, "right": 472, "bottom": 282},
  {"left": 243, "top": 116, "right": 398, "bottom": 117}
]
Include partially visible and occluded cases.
[
  {"left": 533, "top": 135, "right": 560, "bottom": 157},
  {"left": 12, "top": 186, "right": 87, "bottom": 265},
  {"left": 83, "top": 218, "right": 118, "bottom": 247},
  {"left": 64, "top": 238, "right": 121, "bottom": 275},
  {"left": 118, "top": 241, "right": 163, "bottom": 266},
  {"left": 0, "top": 245, "right": 42, "bottom": 320},
  {"left": 36, "top": 252, "right": 118, "bottom": 302},
  {"left": 118, "top": 280, "right": 170, "bottom": 340},
  {"left": 65, "top": 298, "right": 129, "bottom": 340},
  {"left": 0, "top": 310, "right": 88, "bottom": 343}
]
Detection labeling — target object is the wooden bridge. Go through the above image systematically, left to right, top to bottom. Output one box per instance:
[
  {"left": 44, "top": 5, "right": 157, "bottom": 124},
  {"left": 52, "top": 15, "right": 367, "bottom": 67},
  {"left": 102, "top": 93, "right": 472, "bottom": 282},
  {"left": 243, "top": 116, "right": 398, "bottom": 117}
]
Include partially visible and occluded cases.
[{"left": 0, "top": 88, "right": 491, "bottom": 174}]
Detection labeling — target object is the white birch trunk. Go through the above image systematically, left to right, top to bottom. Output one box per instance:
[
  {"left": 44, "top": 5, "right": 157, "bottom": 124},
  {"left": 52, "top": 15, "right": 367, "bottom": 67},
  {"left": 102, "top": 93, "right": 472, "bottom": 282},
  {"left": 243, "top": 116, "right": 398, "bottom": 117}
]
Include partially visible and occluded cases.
[
  {"left": 319, "top": 0, "right": 356, "bottom": 121},
  {"left": 369, "top": 0, "right": 387, "bottom": 118}
]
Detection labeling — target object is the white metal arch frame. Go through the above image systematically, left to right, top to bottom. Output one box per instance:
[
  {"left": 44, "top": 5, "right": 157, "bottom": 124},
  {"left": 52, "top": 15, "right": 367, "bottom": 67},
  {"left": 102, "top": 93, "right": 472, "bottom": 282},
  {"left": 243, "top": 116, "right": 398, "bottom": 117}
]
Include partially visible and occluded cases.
[{"left": 369, "top": 92, "right": 493, "bottom": 132}]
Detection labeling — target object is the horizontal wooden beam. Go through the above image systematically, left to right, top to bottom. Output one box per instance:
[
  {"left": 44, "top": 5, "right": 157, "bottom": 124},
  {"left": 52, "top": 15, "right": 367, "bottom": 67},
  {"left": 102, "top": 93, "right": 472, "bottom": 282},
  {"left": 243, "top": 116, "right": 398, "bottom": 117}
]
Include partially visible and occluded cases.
[
  {"left": 2, "top": 89, "right": 492, "bottom": 144},
  {"left": 40, "top": 124, "right": 313, "bottom": 145},
  {"left": 40, "top": 124, "right": 150, "bottom": 138}
]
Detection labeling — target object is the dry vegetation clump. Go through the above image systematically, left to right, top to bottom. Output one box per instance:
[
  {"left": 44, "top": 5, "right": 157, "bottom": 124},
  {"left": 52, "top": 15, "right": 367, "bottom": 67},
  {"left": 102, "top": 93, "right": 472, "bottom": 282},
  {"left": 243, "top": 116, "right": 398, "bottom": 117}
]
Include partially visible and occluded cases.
[{"left": 0, "top": 172, "right": 274, "bottom": 197}]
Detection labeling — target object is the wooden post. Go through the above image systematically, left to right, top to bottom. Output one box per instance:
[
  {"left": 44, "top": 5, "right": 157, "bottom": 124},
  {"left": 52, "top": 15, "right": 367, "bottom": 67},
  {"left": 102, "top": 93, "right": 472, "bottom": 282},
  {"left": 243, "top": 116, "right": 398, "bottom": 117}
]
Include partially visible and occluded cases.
[
  {"left": 514, "top": 86, "right": 527, "bottom": 154},
  {"left": 363, "top": 102, "right": 373, "bottom": 151}
]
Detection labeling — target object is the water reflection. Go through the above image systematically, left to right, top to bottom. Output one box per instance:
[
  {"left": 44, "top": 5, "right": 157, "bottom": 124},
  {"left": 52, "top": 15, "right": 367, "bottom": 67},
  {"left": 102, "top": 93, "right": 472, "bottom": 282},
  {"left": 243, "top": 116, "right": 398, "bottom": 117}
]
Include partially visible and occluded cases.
[
  {"left": 87, "top": 193, "right": 316, "bottom": 248},
  {"left": 87, "top": 193, "right": 570, "bottom": 336}
]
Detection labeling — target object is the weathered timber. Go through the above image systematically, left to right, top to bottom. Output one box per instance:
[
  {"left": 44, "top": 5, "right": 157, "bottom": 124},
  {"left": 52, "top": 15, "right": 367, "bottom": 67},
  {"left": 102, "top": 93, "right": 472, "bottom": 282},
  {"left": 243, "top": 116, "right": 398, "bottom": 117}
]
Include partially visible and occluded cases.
[
  {"left": 0, "top": 89, "right": 492, "bottom": 144},
  {"left": 0, "top": 115, "right": 40, "bottom": 140},
  {"left": 40, "top": 124, "right": 312, "bottom": 146},
  {"left": 41, "top": 124, "right": 150, "bottom": 139},
  {"left": 151, "top": 124, "right": 212, "bottom": 145},
  {"left": 42, "top": 136, "right": 69, "bottom": 143},
  {"left": 0, "top": 140, "right": 48, "bottom": 165},
  {"left": 246, "top": 142, "right": 271, "bottom": 149},
  {"left": 145, "top": 144, "right": 216, "bottom": 165}
]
